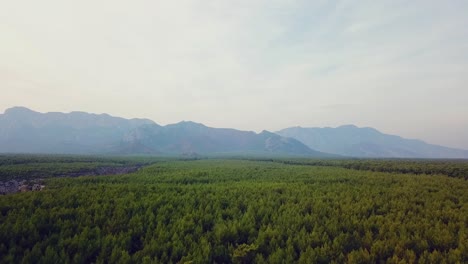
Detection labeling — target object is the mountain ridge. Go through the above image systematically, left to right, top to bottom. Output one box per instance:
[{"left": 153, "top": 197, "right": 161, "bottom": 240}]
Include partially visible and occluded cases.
[
  {"left": 1, "top": 106, "right": 467, "bottom": 158},
  {"left": 0, "top": 107, "right": 327, "bottom": 157},
  {"left": 0, "top": 107, "right": 156, "bottom": 154},
  {"left": 117, "top": 123, "right": 327, "bottom": 156},
  {"left": 277, "top": 125, "right": 468, "bottom": 159}
]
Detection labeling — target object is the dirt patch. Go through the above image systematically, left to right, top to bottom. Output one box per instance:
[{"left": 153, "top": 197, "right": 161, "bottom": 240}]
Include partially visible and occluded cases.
[{"left": 0, "top": 165, "right": 141, "bottom": 195}]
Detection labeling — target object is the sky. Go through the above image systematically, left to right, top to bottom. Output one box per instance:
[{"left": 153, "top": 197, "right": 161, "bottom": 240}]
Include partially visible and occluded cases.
[{"left": 1, "top": 0, "right": 468, "bottom": 149}]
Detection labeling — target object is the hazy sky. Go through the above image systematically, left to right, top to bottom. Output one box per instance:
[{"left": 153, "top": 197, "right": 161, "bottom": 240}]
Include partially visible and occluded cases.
[{"left": 1, "top": 0, "right": 468, "bottom": 149}]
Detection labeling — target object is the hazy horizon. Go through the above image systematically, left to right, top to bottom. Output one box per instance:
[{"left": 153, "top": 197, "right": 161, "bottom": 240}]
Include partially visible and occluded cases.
[
  {"left": 2, "top": 1, "right": 468, "bottom": 149},
  {"left": 2, "top": 105, "right": 468, "bottom": 152}
]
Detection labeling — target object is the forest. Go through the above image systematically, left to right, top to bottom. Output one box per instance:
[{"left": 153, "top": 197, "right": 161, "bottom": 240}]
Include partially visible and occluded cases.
[
  {"left": 0, "top": 154, "right": 169, "bottom": 181},
  {"left": 0, "top": 156, "right": 467, "bottom": 263},
  {"left": 249, "top": 158, "right": 468, "bottom": 180}
]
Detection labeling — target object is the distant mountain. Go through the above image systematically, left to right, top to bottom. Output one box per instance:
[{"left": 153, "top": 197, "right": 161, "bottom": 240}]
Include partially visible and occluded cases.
[
  {"left": 4, "top": 106, "right": 465, "bottom": 158},
  {"left": 0, "top": 107, "right": 155, "bottom": 154},
  {"left": 0, "top": 107, "right": 327, "bottom": 157},
  {"left": 118, "top": 121, "right": 327, "bottom": 156},
  {"left": 277, "top": 125, "right": 468, "bottom": 158}
]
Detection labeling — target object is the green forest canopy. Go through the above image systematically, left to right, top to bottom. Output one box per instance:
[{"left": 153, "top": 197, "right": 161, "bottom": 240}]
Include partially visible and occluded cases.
[{"left": 1, "top": 158, "right": 467, "bottom": 263}]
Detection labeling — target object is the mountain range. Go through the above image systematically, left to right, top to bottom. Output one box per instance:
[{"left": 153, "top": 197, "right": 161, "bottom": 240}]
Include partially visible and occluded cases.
[
  {"left": 0, "top": 107, "right": 325, "bottom": 157},
  {"left": 0, "top": 107, "right": 154, "bottom": 154},
  {"left": 1, "top": 107, "right": 467, "bottom": 158},
  {"left": 118, "top": 122, "right": 325, "bottom": 156},
  {"left": 277, "top": 125, "right": 468, "bottom": 159}
]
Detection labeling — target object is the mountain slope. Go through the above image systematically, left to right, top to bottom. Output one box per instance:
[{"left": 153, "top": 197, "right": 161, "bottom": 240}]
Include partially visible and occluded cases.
[
  {"left": 0, "top": 107, "right": 155, "bottom": 154},
  {"left": 0, "top": 107, "right": 327, "bottom": 157},
  {"left": 118, "top": 122, "right": 327, "bottom": 156},
  {"left": 277, "top": 125, "right": 468, "bottom": 158}
]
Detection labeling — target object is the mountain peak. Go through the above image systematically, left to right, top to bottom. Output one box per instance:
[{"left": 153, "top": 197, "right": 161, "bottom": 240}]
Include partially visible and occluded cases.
[
  {"left": 4, "top": 106, "right": 37, "bottom": 115},
  {"left": 172, "top": 121, "right": 206, "bottom": 127},
  {"left": 337, "top": 124, "right": 358, "bottom": 129}
]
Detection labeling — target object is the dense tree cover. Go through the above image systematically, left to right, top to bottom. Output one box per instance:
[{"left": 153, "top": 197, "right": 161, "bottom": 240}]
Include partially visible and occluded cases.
[
  {"left": 0, "top": 154, "right": 170, "bottom": 181},
  {"left": 0, "top": 154, "right": 160, "bottom": 166},
  {"left": 254, "top": 158, "right": 468, "bottom": 180},
  {"left": 1, "top": 159, "right": 467, "bottom": 263}
]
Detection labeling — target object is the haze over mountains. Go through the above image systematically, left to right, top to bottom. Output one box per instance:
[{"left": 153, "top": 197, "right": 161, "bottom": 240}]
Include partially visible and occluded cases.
[
  {"left": 0, "top": 107, "right": 324, "bottom": 157},
  {"left": 0, "top": 107, "right": 154, "bottom": 154},
  {"left": 1, "top": 107, "right": 467, "bottom": 158},
  {"left": 119, "top": 122, "right": 323, "bottom": 156},
  {"left": 277, "top": 125, "right": 468, "bottom": 159}
]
